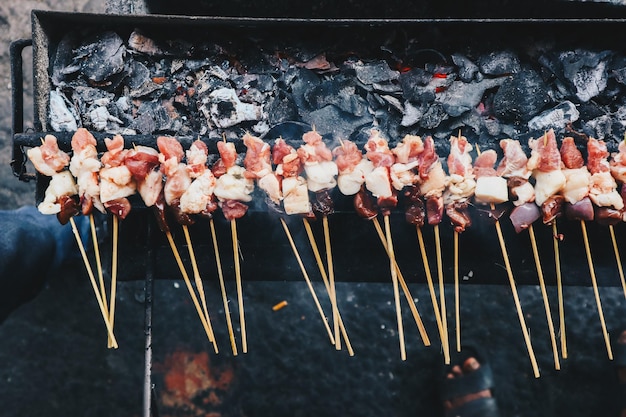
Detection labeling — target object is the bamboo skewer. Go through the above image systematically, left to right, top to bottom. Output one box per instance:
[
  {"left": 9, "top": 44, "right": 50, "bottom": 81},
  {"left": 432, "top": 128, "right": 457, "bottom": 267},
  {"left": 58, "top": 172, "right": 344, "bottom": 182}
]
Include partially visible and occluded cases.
[
  {"left": 493, "top": 211, "right": 540, "bottom": 378},
  {"left": 89, "top": 214, "right": 109, "bottom": 319},
  {"left": 384, "top": 214, "right": 406, "bottom": 360},
  {"left": 322, "top": 215, "right": 341, "bottom": 351},
  {"left": 107, "top": 216, "right": 119, "bottom": 349},
  {"left": 69, "top": 217, "right": 118, "bottom": 349},
  {"left": 280, "top": 218, "right": 336, "bottom": 345},
  {"left": 371, "top": 218, "right": 430, "bottom": 346},
  {"left": 210, "top": 219, "right": 238, "bottom": 356},
  {"left": 231, "top": 219, "right": 248, "bottom": 354},
  {"left": 302, "top": 219, "right": 354, "bottom": 356},
  {"left": 580, "top": 220, "right": 613, "bottom": 360},
  {"left": 553, "top": 221, "right": 567, "bottom": 359},
  {"left": 183, "top": 224, "right": 218, "bottom": 351},
  {"left": 433, "top": 224, "right": 450, "bottom": 362},
  {"left": 528, "top": 224, "right": 560, "bottom": 370},
  {"left": 609, "top": 225, "right": 626, "bottom": 300},
  {"left": 416, "top": 226, "right": 448, "bottom": 363},
  {"left": 164, "top": 229, "right": 218, "bottom": 351},
  {"left": 454, "top": 231, "right": 461, "bottom": 353}
]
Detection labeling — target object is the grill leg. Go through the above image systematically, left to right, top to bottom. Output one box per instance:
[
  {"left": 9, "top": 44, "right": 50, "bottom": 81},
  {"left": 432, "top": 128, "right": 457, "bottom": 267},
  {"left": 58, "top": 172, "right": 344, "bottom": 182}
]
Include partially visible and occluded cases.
[{"left": 143, "top": 222, "right": 157, "bottom": 417}]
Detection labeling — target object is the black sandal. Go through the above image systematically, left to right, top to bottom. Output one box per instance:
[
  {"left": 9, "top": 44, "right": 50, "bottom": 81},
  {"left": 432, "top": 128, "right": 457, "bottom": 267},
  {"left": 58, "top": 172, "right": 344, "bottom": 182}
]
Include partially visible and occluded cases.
[{"left": 441, "top": 346, "right": 500, "bottom": 417}]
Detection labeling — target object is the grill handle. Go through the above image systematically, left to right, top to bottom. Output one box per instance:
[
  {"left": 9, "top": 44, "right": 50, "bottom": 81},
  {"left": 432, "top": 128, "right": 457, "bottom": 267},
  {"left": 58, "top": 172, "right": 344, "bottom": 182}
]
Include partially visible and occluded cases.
[{"left": 10, "top": 38, "right": 35, "bottom": 182}]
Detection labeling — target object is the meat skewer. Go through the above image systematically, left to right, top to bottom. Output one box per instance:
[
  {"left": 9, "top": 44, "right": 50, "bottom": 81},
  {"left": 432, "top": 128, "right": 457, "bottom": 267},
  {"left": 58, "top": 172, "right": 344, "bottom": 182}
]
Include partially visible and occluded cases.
[
  {"left": 69, "top": 128, "right": 109, "bottom": 329},
  {"left": 297, "top": 128, "right": 342, "bottom": 350},
  {"left": 363, "top": 130, "right": 406, "bottom": 360},
  {"left": 444, "top": 132, "right": 476, "bottom": 353},
  {"left": 392, "top": 133, "right": 447, "bottom": 358},
  {"left": 27, "top": 134, "right": 118, "bottom": 348},
  {"left": 263, "top": 135, "right": 339, "bottom": 347},
  {"left": 156, "top": 136, "right": 218, "bottom": 352},
  {"left": 335, "top": 136, "right": 429, "bottom": 347},
  {"left": 575, "top": 136, "right": 616, "bottom": 359},
  {"left": 213, "top": 137, "right": 254, "bottom": 353},
  {"left": 502, "top": 137, "right": 560, "bottom": 370},
  {"left": 608, "top": 138, "right": 626, "bottom": 300},
  {"left": 475, "top": 144, "right": 540, "bottom": 378}
]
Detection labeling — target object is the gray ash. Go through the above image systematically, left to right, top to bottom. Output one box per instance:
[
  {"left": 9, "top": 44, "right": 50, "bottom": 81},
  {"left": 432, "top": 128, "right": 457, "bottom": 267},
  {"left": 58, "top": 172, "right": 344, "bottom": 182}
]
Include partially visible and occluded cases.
[{"left": 48, "top": 26, "right": 626, "bottom": 153}]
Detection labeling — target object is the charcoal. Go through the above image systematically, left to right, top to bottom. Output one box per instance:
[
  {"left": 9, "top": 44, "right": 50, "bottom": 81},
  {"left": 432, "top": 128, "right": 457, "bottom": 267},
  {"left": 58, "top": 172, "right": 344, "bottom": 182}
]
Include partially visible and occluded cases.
[
  {"left": 74, "top": 31, "right": 126, "bottom": 84},
  {"left": 51, "top": 33, "right": 80, "bottom": 86},
  {"left": 559, "top": 50, "right": 611, "bottom": 102},
  {"left": 477, "top": 51, "right": 521, "bottom": 76},
  {"left": 451, "top": 53, "right": 479, "bottom": 83},
  {"left": 352, "top": 60, "right": 399, "bottom": 85},
  {"left": 127, "top": 61, "right": 151, "bottom": 90},
  {"left": 289, "top": 68, "right": 322, "bottom": 111},
  {"left": 399, "top": 68, "right": 432, "bottom": 87},
  {"left": 493, "top": 69, "right": 551, "bottom": 122},
  {"left": 304, "top": 77, "right": 368, "bottom": 116},
  {"left": 438, "top": 78, "right": 504, "bottom": 118},
  {"left": 372, "top": 82, "right": 403, "bottom": 94},
  {"left": 204, "top": 88, "right": 263, "bottom": 129},
  {"left": 49, "top": 89, "right": 78, "bottom": 132},
  {"left": 266, "top": 92, "right": 299, "bottom": 125},
  {"left": 381, "top": 95, "right": 403, "bottom": 113},
  {"left": 527, "top": 100, "right": 580, "bottom": 131},
  {"left": 131, "top": 101, "right": 173, "bottom": 134},
  {"left": 400, "top": 101, "right": 428, "bottom": 127},
  {"left": 419, "top": 103, "right": 448, "bottom": 129},
  {"left": 303, "top": 105, "right": 372, "bottom": 141},
  {"left": 88, "top": 106, "right": 124, "bottom": 131},
  {"left": 583, "top": 115, "right": 614, "bottom": 140},
  {"left": 483, "top": 118, "right": 502, "bottom": 136},
  {"left": 262, "top": 121, "right": 312, "bottom": 141}
]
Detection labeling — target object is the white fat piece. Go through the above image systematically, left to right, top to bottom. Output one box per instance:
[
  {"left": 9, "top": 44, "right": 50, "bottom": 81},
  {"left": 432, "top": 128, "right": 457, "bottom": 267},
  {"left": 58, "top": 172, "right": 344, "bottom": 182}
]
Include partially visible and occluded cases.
[
  {"left": 26, "top": 147, "right": 57, "bottom": 177},
  {"left": 337, "top": 159, "right": 374, "bottom": 196},
  {"left": 304, "top": 161, "right": 338, "bottom": 192},
  {"left": 390, "top": 161, "right": 419, "bottom": 191},
  {"left": 420, "top": 162, "right": 447, "bottom": 198},
  {"left": 214, "top": 165, "right": 254, "bottom": 202},
  {"left": 100, "top": 166, "right": 136, "bottom": 203},
  {"left": 365, "top": 166, "right": 393, "bottom": 198},
  {"left": 561, "top": 168, "right": 591, "bottom": 205},
  {"left": 138, "top": 169, "right": 163, "bottom": 207},
  {"left": 179, "top": 170, "right": 216, "bottom": 214},
  {"left": 533, "top": 170, "right": 566, "bottom": 206},
  {"left": 38, "top": 171, "right": 78, "bottom": 215},
  {"left": 589, "top": 171, "right": 624, "bottom": 210},
  {"left": 258, "top": 173, "right": 282, "bottom": 204},
  {"left": 443, "top": 174, "right": 476, "bottom": 205},
  {"left": 282, "top": 176, "right": 311, "bottom": 215},
  {"left": 474, "top": 176, "right": 509, "bottom": 205},
  {"left": 511, "top": 182, "right": 535, "bottom": 206}
]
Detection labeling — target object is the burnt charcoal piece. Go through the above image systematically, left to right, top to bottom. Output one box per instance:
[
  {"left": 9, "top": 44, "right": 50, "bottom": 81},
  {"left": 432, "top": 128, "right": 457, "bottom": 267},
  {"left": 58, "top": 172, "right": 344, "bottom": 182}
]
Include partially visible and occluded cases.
[
  {"left": 74, "top": 31, "right": 126, "bottom": 84},
  {"left": 51, "top": 33, "right": 80, "bottom": 86},
  {"left": 559, "top": 50, "right": 611, "bottom": 102},
  {"left": 477, "top": 51, "right": 521, "bottom": 76},
  {"left": 451, "top": 53, "right": 479, "bottom": 83},
  {"left": 352, "top": 60, "right": 400, "bottom": 85},
  {"left": 399, "top": 69, "right": 436, "bottom": 103},
  {"left": 493, "top": 69, "right": 551, "bottom": 122},
  {"left": 304, "top": 76, "right": 369, "bottom": 116},
  {"left": 439, "top": 78, "right": 504, "bottom": 117},
  {"left": 266, "top": 91, "right": 299, "bottom": 125},
  {"left": 528, "top": 100, "right": 580, "bottom": 131},
  {"left": 419, "top": 103, "right": 447, "bottom": 129},
  {"left": 303, "top": 105, "right": 372, "bottom": 141}
]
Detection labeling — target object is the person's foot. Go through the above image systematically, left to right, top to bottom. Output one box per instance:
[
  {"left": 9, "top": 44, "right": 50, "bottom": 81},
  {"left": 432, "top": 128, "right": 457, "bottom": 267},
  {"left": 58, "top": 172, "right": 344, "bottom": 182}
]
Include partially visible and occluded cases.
[
  {"left": 441, "top": 348, "right": 499, "bottom": 417},
  {"left": 443, "top": 356, "right": 493, "bottom": 412}
]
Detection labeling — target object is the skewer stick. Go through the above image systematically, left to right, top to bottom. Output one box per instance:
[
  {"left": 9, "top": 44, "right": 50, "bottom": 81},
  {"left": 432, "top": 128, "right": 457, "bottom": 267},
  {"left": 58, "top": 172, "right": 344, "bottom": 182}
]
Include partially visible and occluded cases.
[
  {"left": 493, "top": 208, "right": 540, "bottom": 378},
  {"left": 89, "top": 214, "right": 109, "bottom": 319},
  {"left": 384, "top": 214, "right": 406, "bottom": 360},
  {"left": 322, "top": 215, "right": 341, "bottom": 350},
  {"left": 107, "top": 216, "right": 119, "bottom": 349},
  {"left": 69, "top": 217, "right": 118, "bottom": 349},
  {"left": 280, "top": 218, "right": 336, "bottom": 345},
  {"left": 371, "top": 218, "right": 430, "bottom": 346},
  {"left": 210, "top": 219, "right": 238, "bottom": 356},
  {"left": 231, "top": 219, "right": 248, "bottom": 354},
  {"left": 302, "top": 219, "right": 354, "bottom": 356},
  {"left": 580, "top": 220, "right": 613, "bottom": 360},
  {"left": 553, "top": 221, "right": 567, "bottom": 359},
  {"left": 434, "top": 224, "right": 450, "bottom": 362},
  {"left": 183, "top": 225, "right": 218, "bottom": 351},
  {"left": 528, "top": 225, "right": 560, "bottom": 370},
  {"left": 609, "top": 225, "right": 626, "bottom": 300},
  {"left": 416, "top": 226, "right": 448, "bottom": 362},
  {"left": 164, "top": 229, "right": 218, "bottom": 350},
  {"left": 454, "top": 231, "right": 461, "bottom": 353}
]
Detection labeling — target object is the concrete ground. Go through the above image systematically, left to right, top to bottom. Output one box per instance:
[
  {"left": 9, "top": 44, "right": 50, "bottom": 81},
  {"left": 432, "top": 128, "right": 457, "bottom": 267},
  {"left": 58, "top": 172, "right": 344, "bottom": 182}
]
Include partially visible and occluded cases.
[{"left": 3, "top": 1, "right": 626, "bottom": 417}]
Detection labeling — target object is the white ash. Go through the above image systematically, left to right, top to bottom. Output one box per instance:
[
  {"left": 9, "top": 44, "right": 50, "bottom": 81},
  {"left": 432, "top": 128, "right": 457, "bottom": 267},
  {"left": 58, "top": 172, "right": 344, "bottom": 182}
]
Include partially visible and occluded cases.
[
  {"left": 49, "top": 89, "right": 78, "bottom": 132},
  {"left": 527, "top": 100, "right": 580, "bottom": 131}
]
